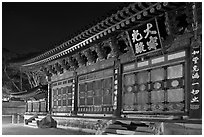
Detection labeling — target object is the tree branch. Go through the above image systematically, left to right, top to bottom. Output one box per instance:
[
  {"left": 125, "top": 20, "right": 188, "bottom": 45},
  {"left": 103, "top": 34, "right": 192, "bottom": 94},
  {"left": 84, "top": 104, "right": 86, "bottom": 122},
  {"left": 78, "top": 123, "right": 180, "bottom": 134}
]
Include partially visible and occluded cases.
[{"left": 3, "top": 65, "right": 22, "bottom": 92}]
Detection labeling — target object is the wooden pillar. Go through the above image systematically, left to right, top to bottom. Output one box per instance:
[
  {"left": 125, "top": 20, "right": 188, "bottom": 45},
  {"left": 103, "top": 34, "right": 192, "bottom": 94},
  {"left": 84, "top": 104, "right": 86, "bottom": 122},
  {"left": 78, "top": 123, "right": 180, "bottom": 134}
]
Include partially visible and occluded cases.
[
  {"left": 189, "top": 37, "right": 202, "bottom": 119},
  {"left": 113, "top": 59, "right": 122, "bottom": 117},
  {"left": 72, "top": 72, "right": 78, "bottom": 116},
  {"left": 47, "top": 76, "right": 52, "bottom": 114},
  {"left": 26, "top": 101, "right": 28, "bottom": 112},
  {"left": 38, "top": 101, "right": 41, "bottom": 112},
  {"left": 31, "top": 102, "right": 33, "bottom": 112}
]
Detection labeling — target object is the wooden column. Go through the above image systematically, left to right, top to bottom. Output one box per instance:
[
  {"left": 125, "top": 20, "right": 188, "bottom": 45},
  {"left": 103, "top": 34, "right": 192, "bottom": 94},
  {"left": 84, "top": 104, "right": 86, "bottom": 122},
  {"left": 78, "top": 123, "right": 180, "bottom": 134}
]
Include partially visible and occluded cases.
[
  {"left": 189, "top": 37, "right": 202, "bottom": 119},
  {"left": 113, "top": 59, "right": 122, "bottom": 117},
  {"left": 72, "top": 72, "right": 78, "bottom": 116},
  {"left": 47, "top": 76, "right": 52, "bottom": 114},
  {"left": 26, "top": 101, "right": 28, "bottom": 112},
  {"left": 39, "top": 101, "right": 41, "bottom": 112}
]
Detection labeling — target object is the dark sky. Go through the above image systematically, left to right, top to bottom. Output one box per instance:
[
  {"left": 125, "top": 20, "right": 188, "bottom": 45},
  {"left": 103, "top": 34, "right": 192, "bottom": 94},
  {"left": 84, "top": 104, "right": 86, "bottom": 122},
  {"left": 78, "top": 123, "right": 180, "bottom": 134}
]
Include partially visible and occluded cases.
[{"left": 3, "top": 2, "right": 129, "bottom": 55}]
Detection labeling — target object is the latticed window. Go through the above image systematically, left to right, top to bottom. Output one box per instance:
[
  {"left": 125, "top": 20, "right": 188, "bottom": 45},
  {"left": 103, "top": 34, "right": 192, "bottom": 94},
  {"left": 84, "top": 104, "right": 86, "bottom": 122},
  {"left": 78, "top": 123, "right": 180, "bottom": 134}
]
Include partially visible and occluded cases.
[
  {"left": 123, "top": 63, "right": 185, "bottom": 112},
  {"left": 78, "top": 77, "right": 113, "bottom": 112},
  {"left": 103, "top": 78, "right": 113, "bottom": 105},
  {"left": 52, "top": 79, "right": 73, "bottom": 112},
  {"left": 94, "top": 80, "right": 102, "bottom": 105},
  {"left": 87, "top": 82, "right": 93, "bottom": 105},
  {"left": 79, "top": 83, "right": 86, "bottom": 106},
  {"left": 62, "top": 87, "right": 66, "bottom": 94},
  {"left": 62, "top": 99, "right": 66, "bottom": 106},
  {"left": 40, "top": 101, "right": 46, "bottom": 112},
  {"left": 27, "top": 102, "right": 33, "bottom": 112},
  {"left": 33, "top": 102, "right": 40, "bottom": 112}
]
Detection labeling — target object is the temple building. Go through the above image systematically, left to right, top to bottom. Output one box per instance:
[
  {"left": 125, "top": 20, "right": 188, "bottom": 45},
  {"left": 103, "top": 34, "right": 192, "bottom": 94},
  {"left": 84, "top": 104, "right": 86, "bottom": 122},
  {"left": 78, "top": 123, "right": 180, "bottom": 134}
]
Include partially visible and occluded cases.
[{"left": 11, "top": 2, "right": 202, "bottom": 134}]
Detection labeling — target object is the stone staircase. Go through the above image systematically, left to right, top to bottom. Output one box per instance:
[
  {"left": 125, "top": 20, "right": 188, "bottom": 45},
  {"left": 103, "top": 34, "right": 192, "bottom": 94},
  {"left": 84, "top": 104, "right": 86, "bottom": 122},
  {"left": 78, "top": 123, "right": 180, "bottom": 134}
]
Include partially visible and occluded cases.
[
  {"left": 24, "top": 116, "right": 44, "bottom": 128},
  {"left": 100, "top": 120, "right": 155, "bottom": 135}
]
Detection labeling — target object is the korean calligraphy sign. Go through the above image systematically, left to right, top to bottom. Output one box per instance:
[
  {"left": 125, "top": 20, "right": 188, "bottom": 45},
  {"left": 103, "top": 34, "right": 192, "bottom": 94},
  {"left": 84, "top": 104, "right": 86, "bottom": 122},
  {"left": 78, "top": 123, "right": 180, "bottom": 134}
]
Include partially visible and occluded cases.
[
  {"left": 127, "top": 18, "right": 162, "bottom": 56},
  {"left": 189, "top": 43, "right": 202, "bottom": 119}
]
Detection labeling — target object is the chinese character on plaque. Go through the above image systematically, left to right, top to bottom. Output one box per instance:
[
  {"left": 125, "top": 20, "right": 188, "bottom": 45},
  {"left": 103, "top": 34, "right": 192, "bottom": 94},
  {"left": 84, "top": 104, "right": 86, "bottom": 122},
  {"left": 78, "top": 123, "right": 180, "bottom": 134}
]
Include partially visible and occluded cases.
[
  {"left": 127, "top": 18, "right": 162, "bottom": 56},
  {"left": 189, "top": 41, "right": 201, "bottom": 119},
  {"left": 192, "top": 50, "right": 199, "bottom": 55},
  {"left": 192, "top": 56, "right": 199, "bottom": 64},
  {"left": 192, "top": 65, "right": 199, "bottom": 72},
  {"left": 192, "top": 72, "right": 200, "bottom": 79},
  {"left": 191, "top": 89, "right": 199, "bottom": 95},
  {"left": 191, "top": 96, "right": 199, "bottom": 103}
]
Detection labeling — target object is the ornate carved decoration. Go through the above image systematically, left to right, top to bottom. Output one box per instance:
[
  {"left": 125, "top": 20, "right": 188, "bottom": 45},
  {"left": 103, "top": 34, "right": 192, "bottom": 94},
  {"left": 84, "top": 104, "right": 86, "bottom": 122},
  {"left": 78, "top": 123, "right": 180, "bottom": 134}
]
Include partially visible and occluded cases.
[
  {"left": 185, "top": 2, "right": 194, "bottom": 32},
  {"left": 161, "top": 4, "right": 199, "bottom": 53},
  {"left": 167, "top": 5, "right": 194, "bottom": 38},
  {"left": 164, "top": 12, "right": 171, "bottom": 35},
  {"left": 116, "top": 32, "right": 130, "bottom": 53},
  {"left": 166, "top": 33, "right": 193, "bottom": 52},
  {"left": 108, "top": 37, "right": 122, "bottom": 58},
  {"left": 94, "top": 43, "right": 107, "bottom": 61},
  {"left": 83, "top": 48, "right": 97, "bottom": 65},
  {"left": 74, "top": 53, "right": 87, "bottom": 66},
  {"left": 67, "top": 57, "right": 78, "bottom": 69},
  {"left": 59, "top": 59, "right": 70, "bottom": 70},
  {"left": 55, "top": 62, "right": 63, "bottom": 73},
  {"left": 48, "top": 65, "right": 57, "bottom": 75},
  {"left": 41, "top": 67, "right": 51, "bottom": 77}
]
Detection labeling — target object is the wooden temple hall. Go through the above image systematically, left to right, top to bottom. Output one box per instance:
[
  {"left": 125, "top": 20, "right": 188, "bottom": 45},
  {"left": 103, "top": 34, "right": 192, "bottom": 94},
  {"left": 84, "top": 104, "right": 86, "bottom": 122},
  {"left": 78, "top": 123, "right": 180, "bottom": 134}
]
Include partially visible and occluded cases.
[{"left": 11, "top": 2, "right": 201, "bottom": 134}]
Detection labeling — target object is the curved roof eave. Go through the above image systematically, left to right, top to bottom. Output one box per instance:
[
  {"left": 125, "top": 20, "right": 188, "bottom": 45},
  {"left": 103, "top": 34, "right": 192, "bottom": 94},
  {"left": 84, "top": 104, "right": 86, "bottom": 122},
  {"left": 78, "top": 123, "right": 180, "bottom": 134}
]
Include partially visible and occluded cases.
[{"left": 21, "top": 2, "right": 181, "bottom": 68}]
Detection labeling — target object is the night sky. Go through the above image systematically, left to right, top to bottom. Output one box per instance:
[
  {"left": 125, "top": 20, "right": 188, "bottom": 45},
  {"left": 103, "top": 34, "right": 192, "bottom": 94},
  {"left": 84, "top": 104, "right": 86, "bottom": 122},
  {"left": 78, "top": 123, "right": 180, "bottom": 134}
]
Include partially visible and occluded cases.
[{"left": 3, "top": 2, "right": 129, "bottom": 55}]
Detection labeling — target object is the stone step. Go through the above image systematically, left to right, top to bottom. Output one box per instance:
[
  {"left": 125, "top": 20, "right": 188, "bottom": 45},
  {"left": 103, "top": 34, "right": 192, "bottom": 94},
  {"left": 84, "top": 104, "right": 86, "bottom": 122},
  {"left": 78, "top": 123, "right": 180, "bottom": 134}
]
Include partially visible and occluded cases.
[
  {"left": 35, "top": 117, "right": 43, "bottom": 121},
  {"left": 26, "top": 118, "right": 42, "bottom": 128},
  {"left": 31, "top": 120, "right": 37, "bottom": 124},
  {"left": 101, "top": 120, "right": 155, "bottom": 135},
  {"left": 27, "top": 121, "right": 38, "bottom": 128},
  {"left": 26, "top": 124, "right": 38, "bottom": 128},
  {"left": 108, "top": 124, "right": 128, "bottom": 130},
  {"left": 136, "top": 126, "right": 154, "bottom": 133},
  {"left": 103, "top": 128, "right": 118, "bottom": 134},
  {"left": 116, "top": 129, "right": 154, "bottom": 135},
  {"left": 116, "top": 129, "right": 136, "bottom": 135},
  {"left": 133, "top": 131, "right": 153, "bottom": 135},
  {"left": 106, "top": 133, "right": 119, "bottom": 135}
]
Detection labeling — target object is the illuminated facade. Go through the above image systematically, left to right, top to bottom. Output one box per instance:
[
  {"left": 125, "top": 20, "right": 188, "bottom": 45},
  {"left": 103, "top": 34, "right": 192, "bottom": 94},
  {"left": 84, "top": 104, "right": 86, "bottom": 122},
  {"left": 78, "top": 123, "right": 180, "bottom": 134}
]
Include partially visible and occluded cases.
[{"left": 13, "top": 2, "right": 201, "bottom": 134}]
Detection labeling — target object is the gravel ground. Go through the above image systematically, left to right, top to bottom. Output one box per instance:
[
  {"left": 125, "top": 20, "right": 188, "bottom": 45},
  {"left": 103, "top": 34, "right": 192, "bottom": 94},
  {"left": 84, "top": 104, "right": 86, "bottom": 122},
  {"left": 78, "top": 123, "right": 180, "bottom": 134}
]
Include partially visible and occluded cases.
[
  {"left": 2, "top": 116, "right": 91, "bottom": 135},
  {"left": 2, "top": 124, "right": 91, "bottom": 135}
]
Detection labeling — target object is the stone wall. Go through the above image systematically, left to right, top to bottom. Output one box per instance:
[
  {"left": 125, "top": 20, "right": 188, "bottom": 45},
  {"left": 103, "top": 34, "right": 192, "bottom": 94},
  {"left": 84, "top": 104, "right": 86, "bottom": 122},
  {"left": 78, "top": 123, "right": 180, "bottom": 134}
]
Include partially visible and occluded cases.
[
  {"left": 2, "top": 101, "right": 26, "bottom": 115},
  {"left": 53, "top": 117, "right": 110, "bottom": 133}
]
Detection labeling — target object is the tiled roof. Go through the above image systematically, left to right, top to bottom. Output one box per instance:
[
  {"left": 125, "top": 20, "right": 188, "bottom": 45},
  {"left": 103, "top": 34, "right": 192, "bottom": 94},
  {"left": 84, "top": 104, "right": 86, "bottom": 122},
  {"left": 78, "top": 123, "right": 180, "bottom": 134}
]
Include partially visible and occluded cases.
[{"left": 21, "top": 2, "right": 183, "bottom": 67}]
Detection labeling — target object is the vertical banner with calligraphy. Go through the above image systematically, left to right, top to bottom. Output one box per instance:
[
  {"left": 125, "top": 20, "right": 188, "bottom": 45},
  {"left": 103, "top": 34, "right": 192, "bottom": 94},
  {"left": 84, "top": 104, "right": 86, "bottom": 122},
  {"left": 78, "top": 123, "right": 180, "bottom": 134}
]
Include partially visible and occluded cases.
[
  {"left": 127, "top": 18, "right": 162, "bottom": 57},
  {"left": 189, "top": 40, "right": 202, "bottom": 119}
]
